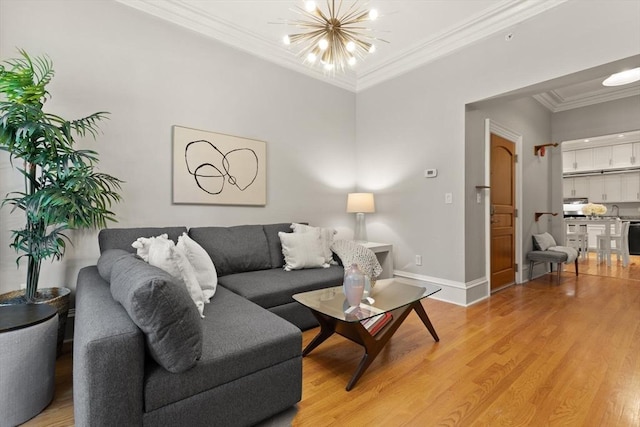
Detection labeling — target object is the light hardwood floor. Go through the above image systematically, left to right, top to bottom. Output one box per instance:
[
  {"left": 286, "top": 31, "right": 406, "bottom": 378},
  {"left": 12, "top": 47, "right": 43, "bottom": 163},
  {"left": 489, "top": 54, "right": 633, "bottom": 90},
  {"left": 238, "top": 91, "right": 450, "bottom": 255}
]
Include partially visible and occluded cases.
[{"left": 25, "top": 263, "right": 640, "bottom": 426}]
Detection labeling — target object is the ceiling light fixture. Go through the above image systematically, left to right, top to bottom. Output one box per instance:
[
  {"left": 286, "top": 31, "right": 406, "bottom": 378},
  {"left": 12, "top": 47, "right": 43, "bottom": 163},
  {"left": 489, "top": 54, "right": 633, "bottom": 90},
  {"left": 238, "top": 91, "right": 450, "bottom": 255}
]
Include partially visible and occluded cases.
[
  {"left": 281, "top": 0, "right": 388, "bottom": 72},
  {"left": 602, "top": 67, "right": 640, "bottom": 86}
]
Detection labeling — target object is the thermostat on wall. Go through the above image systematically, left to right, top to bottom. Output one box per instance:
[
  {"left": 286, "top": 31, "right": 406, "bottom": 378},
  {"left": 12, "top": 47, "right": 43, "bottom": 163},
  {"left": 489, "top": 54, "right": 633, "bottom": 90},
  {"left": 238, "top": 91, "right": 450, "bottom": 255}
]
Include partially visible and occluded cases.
[{"left": 424, "top": 168, "right": 438, "bottom": 178}]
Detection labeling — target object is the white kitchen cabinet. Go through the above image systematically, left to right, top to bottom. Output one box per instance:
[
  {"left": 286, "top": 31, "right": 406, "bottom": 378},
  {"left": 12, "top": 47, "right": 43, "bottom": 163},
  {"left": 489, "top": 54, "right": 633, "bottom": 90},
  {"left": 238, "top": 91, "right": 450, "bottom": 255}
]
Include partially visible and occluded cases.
[
  {"left": 633, "top": 142, "right": 640, "bottom": 165},
  {"left": 611, "top": 143, "right": 634, "bottom": 168},
  {"left": 592, "top": 146, "right": 612, "bottom": 169},
  {"left": 563, "top": 148, "right": 593, "bottom": 172},
  {"left": 562, "top": 151, "right": 574, "bottom": 173},
  {"left": 621, "top": 172, "right": 640, "bottom": 202},
  {"left": 589, "top": 175, "right": 622, "bottom": 202},
  {"left": 563, "top": 176, "right": 589, "bottom": 198}
]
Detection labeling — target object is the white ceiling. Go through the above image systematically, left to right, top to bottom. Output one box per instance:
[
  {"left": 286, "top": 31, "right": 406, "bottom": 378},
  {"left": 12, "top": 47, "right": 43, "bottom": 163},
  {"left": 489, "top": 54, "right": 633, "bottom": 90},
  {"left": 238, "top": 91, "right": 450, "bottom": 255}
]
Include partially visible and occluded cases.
[{"left": 116, "top": 0, "right": 640, "bottom": 109}]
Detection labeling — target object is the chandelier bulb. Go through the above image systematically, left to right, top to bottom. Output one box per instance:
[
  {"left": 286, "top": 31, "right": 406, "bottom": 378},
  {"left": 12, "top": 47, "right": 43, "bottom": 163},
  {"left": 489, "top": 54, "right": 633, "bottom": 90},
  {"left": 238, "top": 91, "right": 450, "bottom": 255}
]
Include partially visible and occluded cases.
[
  {"left": 305, "top": 1, "right": 317, "bottom": 13},
  {"left": 369, "top": 9, "right": 379, "bottom": 20},
  {"left": 283, "top": 35, "right": 290, "bottom": 45},
  {"left": 319, "top": 38, "right": 329, "bottom": 51},
  {"left": 346, "top": 41, "right": 356, "bottom": 52},
  {"left": 369, "top": 44, "right": 376, "bottom": 53},
  {"left": 307, "top": 52, "right": 317, "bottom": 63},
  {"left": 348, "top": 57, "right": 356, "bottom": 66},
  {"left": 323, "top": 63, "right": 334, "bottom": 71}
]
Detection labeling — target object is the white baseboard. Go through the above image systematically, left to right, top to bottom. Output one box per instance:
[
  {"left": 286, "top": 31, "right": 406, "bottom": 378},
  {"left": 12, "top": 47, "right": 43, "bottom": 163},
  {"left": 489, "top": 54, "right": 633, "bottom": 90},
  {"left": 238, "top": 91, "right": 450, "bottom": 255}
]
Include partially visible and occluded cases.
[{"left": 393, "top": 270, "right": 489, "bottom": 307}]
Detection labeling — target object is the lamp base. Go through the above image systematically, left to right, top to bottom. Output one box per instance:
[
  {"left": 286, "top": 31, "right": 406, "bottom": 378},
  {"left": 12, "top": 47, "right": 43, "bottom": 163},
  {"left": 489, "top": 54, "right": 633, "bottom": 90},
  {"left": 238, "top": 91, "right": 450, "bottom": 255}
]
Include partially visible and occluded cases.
[{"left": 354, "top": 212, "right": 368, "bottom": 243}]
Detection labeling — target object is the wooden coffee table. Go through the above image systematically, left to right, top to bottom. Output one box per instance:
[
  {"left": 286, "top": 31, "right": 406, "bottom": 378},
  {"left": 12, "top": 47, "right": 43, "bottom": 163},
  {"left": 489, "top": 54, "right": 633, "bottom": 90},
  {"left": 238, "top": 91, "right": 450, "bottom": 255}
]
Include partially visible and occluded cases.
[{"left": 293, "top": 279, "right": 441, "bottom": 391}]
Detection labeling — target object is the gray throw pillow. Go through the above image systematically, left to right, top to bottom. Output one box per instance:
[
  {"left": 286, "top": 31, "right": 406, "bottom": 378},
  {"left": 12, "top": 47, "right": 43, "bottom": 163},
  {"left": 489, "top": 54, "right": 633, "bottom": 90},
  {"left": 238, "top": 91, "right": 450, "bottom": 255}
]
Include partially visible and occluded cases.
[
  {"left": 533, "top": 232, "right": 557, "bottom": 251},
  {"left": 97, "top": 249, "right": 136, "bottom": 282},
  {"left": 110, "top": 255, "right": 203, "bottom": 373}
]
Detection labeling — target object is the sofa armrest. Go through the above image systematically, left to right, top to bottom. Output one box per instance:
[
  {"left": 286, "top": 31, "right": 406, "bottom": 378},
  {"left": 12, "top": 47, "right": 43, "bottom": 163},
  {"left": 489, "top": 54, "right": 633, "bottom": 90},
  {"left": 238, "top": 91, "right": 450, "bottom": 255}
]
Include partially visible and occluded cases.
[{"left": 73, "top": 266, "right": 145, "bottom": 426}]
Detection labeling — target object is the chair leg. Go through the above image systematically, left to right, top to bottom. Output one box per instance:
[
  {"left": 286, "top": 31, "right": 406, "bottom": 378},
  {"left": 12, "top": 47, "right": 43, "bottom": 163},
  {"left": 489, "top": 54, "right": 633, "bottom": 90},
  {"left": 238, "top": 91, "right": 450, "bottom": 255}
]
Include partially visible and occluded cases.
[
  {"left": 574, "top": 258, "right": 578, "bottom": 276},
  {"left": 529, "top": 261, "right": 534, "bottom": 281},
  {"left": 556, "top": 264, "right": 561, "bottom": 282}
]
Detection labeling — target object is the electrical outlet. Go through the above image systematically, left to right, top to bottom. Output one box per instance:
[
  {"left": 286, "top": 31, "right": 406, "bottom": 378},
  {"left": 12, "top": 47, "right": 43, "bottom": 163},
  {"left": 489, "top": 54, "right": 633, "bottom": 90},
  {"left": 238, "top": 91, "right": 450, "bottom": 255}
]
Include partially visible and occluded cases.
[
  {"left": 445, "top": 193, "right": 453, "bottom": 204},
  {"left": 415, "top": 255, "right": 422, "bottom": 266}
]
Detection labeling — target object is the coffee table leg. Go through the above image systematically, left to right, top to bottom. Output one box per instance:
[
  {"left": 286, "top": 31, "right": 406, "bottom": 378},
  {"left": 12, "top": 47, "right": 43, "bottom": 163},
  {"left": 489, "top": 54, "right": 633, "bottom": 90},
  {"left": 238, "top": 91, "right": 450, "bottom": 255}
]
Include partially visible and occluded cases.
[
  {"left": 413, "top": 301, "right": 439, "bottom": 342},
  {"left": 302, "top": 312, "right": 336, "bottom": 357},
  {"left": 346, "top": 349, "right": 374, "bottom": 391}
]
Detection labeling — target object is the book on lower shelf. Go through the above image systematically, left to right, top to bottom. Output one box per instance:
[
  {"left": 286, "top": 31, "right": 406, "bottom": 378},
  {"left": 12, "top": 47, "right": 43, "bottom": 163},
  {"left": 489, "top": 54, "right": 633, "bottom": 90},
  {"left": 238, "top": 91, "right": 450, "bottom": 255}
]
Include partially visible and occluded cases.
[{"left": 360, "top": 312, "right": 392, "bottom": 336}]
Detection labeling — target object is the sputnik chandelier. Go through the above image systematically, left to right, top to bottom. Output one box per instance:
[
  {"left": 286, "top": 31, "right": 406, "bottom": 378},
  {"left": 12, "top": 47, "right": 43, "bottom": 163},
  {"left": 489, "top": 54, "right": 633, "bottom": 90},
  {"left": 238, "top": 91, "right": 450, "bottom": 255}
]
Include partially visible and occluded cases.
[{"left": 282, "top": 0, "right": 387, "bottom": 72}]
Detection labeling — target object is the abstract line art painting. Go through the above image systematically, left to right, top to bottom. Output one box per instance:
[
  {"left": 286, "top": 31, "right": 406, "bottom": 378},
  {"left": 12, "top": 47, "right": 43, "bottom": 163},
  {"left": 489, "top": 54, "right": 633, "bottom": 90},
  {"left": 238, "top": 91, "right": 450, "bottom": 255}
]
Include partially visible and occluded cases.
[{"left": 172, "top": 126, "right": 266, "bottom": 205}]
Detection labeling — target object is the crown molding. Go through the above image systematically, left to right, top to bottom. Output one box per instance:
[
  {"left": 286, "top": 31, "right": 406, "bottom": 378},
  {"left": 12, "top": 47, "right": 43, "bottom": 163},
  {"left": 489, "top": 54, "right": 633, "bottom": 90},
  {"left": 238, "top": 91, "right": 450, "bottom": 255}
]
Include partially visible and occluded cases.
[
  {"left": 115, "top": 0, "right": 357, "bottom": 91},
  {"left": 116, "top": 0, "right": 567, "bottom": 93},
  {"left": 356, "top": 0, "right": 569, "bottom": 91},
  {"left": 534, "top": 86, "right": 640, "bottom": 112}
]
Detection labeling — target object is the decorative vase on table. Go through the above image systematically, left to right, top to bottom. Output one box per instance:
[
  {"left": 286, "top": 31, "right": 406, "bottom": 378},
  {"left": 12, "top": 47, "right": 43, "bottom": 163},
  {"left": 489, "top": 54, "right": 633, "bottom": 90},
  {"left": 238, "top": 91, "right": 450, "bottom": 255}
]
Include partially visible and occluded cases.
[{"left": 343, "top": 264, "right": 365, "bottom": 307}]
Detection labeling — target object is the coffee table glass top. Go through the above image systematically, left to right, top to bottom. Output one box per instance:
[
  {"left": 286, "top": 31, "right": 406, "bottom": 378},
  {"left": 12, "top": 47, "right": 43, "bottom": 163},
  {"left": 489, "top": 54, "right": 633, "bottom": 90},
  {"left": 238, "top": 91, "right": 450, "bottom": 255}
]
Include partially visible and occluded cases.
[{"left": 293, "top": 279, "right": 441, "bottom": 323}]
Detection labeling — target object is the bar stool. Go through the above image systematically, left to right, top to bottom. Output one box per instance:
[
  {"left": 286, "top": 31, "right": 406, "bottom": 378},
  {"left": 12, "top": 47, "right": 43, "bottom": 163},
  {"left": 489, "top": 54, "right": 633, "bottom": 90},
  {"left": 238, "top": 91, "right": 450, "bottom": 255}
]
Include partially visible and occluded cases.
[
  {"left": 597, "top": 221, "right": 630, "bottom": 267},
  {"left": 566, "top": 223, "right": 588, "bottom": 260}
]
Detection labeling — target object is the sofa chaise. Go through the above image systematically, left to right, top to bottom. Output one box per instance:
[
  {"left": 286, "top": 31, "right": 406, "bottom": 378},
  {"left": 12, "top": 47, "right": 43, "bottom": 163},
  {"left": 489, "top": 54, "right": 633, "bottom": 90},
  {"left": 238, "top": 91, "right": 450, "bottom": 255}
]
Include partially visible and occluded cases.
[{"left": 73, "top": 223, "right": 345, "bottom": 426}]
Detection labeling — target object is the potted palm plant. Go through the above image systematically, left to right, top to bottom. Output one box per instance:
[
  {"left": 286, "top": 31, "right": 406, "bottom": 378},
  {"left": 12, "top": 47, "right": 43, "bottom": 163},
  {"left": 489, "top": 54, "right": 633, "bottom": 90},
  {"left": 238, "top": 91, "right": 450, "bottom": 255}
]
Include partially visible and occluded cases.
[{"left": 0, "top": 49, "right": 122, "bottom": 354}]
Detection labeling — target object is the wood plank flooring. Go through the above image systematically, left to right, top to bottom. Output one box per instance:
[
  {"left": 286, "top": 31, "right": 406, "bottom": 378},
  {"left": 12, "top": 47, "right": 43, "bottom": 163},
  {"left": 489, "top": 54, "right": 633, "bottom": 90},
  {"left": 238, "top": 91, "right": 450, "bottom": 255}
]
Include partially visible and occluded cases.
[{"left": 24, "top": 264, "right": 640, "bottom": 426}]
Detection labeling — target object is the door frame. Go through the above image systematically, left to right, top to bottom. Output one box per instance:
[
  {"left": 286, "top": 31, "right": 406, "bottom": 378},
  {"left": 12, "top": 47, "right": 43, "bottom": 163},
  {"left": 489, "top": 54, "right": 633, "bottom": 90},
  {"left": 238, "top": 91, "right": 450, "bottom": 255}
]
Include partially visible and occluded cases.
[{"left": 484, "top": 119, "right": 523, "bottom": 287}]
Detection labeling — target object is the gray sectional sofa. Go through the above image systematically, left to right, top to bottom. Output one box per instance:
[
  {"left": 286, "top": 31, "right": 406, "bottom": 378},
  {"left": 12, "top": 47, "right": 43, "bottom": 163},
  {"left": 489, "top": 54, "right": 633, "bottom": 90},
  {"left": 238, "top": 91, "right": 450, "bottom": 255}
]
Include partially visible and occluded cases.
[{"left": 73, "top": 223, "right": 345, "bottom": 427}]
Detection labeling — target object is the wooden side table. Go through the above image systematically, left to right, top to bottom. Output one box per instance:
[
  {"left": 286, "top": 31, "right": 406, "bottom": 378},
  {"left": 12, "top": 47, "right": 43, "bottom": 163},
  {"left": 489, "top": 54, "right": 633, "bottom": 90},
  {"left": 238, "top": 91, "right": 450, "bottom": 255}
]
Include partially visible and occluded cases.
[
  {"left": 359, "top": 241, "right": 394, "bottom": 279},
  {"left": 0, "top": 304, "right": 58, "bottom": 426}
]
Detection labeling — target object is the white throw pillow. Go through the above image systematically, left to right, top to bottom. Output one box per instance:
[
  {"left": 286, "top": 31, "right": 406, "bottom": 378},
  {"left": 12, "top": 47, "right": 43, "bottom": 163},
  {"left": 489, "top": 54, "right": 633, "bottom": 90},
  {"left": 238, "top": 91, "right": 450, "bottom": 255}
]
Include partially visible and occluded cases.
[
  {"left": 290, "top": 223, "right": 337, "bottom": 264},
  {"left": 279, "top": 230, "right": 329, "bottom": 271},
  {"left": 177, "top": 233, "right": 217, "bottom": 302},
  {"left": 131, "top": 234, "right": 168, "bottom": 262},
  {"left": 148, "top": 238, "right": 206, "bottom": 318}
]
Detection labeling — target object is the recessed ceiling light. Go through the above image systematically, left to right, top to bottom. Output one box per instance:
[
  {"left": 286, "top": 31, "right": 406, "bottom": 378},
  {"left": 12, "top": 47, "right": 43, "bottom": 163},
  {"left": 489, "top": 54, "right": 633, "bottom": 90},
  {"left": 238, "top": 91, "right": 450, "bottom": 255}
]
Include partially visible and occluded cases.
[{"left": 602, "top": 67, "right": 640, "bottom": 86}]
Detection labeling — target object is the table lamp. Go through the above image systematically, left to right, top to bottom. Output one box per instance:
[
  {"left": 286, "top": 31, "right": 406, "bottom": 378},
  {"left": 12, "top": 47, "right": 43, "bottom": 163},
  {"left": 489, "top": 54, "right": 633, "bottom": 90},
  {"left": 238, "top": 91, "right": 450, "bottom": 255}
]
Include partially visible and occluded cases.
[{"left": 347, "top": 193, "right": 375, "bottom": 242}]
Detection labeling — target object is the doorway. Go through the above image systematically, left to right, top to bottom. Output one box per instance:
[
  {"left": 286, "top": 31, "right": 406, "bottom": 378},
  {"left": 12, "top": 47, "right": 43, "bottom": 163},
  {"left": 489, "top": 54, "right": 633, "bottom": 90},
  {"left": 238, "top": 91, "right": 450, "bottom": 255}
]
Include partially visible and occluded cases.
[
  {"left": 485, "top": 120, "right": 523, "bottom": 291},
  {"left": 490, "top": 134, "right": 516, "bottom": 291}
]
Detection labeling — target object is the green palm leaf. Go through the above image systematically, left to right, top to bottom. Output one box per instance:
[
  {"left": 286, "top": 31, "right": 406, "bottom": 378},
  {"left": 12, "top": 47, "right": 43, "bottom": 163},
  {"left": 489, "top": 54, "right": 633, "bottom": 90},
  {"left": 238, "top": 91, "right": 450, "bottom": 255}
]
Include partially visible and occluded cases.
[{"left": 0, "top": 50, "right": 123, "bottom": 301}]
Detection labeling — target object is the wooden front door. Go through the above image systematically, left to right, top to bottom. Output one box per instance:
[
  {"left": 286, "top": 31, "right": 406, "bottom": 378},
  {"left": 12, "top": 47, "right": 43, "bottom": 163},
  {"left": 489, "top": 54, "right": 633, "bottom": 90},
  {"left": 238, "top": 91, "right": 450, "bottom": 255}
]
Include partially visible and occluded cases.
[{"left": 490, "top": 133, "right": 516, "bottom": 291}]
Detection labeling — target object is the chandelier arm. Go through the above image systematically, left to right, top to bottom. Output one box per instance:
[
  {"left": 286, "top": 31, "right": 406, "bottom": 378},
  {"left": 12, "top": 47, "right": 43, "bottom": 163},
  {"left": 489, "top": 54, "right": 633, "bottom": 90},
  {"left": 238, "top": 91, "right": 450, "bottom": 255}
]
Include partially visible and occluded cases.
[
  {"left": 328, "top": 0, "right": 338, "bottom": 21},
  {"left": 313, "top": 4, "right": 330, "bottom": 23},
  {"left": 340, "top": 9, "right": 370, "bottom": 24},
  {"left": 295, "top": 11, "right": 328, "bottom": 27},
  {"left": 288, "top": 30, "right": 327, "bottom": 44}
]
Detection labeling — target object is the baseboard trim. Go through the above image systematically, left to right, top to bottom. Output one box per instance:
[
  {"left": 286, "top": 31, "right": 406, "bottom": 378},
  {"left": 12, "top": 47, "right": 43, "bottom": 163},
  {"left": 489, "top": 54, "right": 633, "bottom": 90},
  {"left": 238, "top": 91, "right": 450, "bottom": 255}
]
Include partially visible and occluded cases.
[{"left": 393, "top": 270, "right": 489, "bottom": 306}]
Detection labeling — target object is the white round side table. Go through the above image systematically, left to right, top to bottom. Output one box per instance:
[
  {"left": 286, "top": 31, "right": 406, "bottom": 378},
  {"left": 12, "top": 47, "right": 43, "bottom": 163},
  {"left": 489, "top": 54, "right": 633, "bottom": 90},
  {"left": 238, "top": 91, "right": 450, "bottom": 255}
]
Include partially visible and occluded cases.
[{"left": 0, "top": 304, "right": 58, "bottom": 427}]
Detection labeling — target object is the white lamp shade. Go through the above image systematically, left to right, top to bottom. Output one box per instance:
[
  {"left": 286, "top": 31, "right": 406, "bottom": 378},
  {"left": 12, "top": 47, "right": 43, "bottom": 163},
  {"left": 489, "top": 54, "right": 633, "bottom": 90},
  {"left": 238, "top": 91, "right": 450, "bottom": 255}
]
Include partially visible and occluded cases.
[{"left": 347, "top": 193, "right": 375, "bottom": 213}]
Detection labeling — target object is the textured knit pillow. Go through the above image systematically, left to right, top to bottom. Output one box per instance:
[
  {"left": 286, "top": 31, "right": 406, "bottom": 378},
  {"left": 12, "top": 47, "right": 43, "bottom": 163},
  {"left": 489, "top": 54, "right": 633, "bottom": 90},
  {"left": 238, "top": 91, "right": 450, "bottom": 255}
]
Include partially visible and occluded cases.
[
  {"left": 291, "top": 223, "right": 337, "bottom": 264},
  {"left": 279, "top": 230, "right": 329, "bottom": 271},
  {"left": 177, "top": 232, "right": 217, "bottom": 302},
  {"left": 533, "top": 232, "right": 557, "bottom": 251},
  {"left": 131, "top": 233, "right": 168, "bottom": 262},
  {"left": 148, "top": 238, "right": 207, "bottom": 318},
  {"left": 110, "top": 255, "right": 203, "bottom": 373}
]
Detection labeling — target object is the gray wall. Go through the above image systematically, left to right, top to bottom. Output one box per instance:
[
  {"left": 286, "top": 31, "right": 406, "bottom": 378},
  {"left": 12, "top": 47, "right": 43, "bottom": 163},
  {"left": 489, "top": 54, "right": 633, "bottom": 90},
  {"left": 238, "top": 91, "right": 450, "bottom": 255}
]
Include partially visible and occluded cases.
[
  {"left": 0, "top": 0, "right": 356, "bottom": 297},
  {"left": 356, "top": 0, "right": 640, "bottom": 304},
  {"left": 552, "top": 96, "right": 640, "bottom": 143}
]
